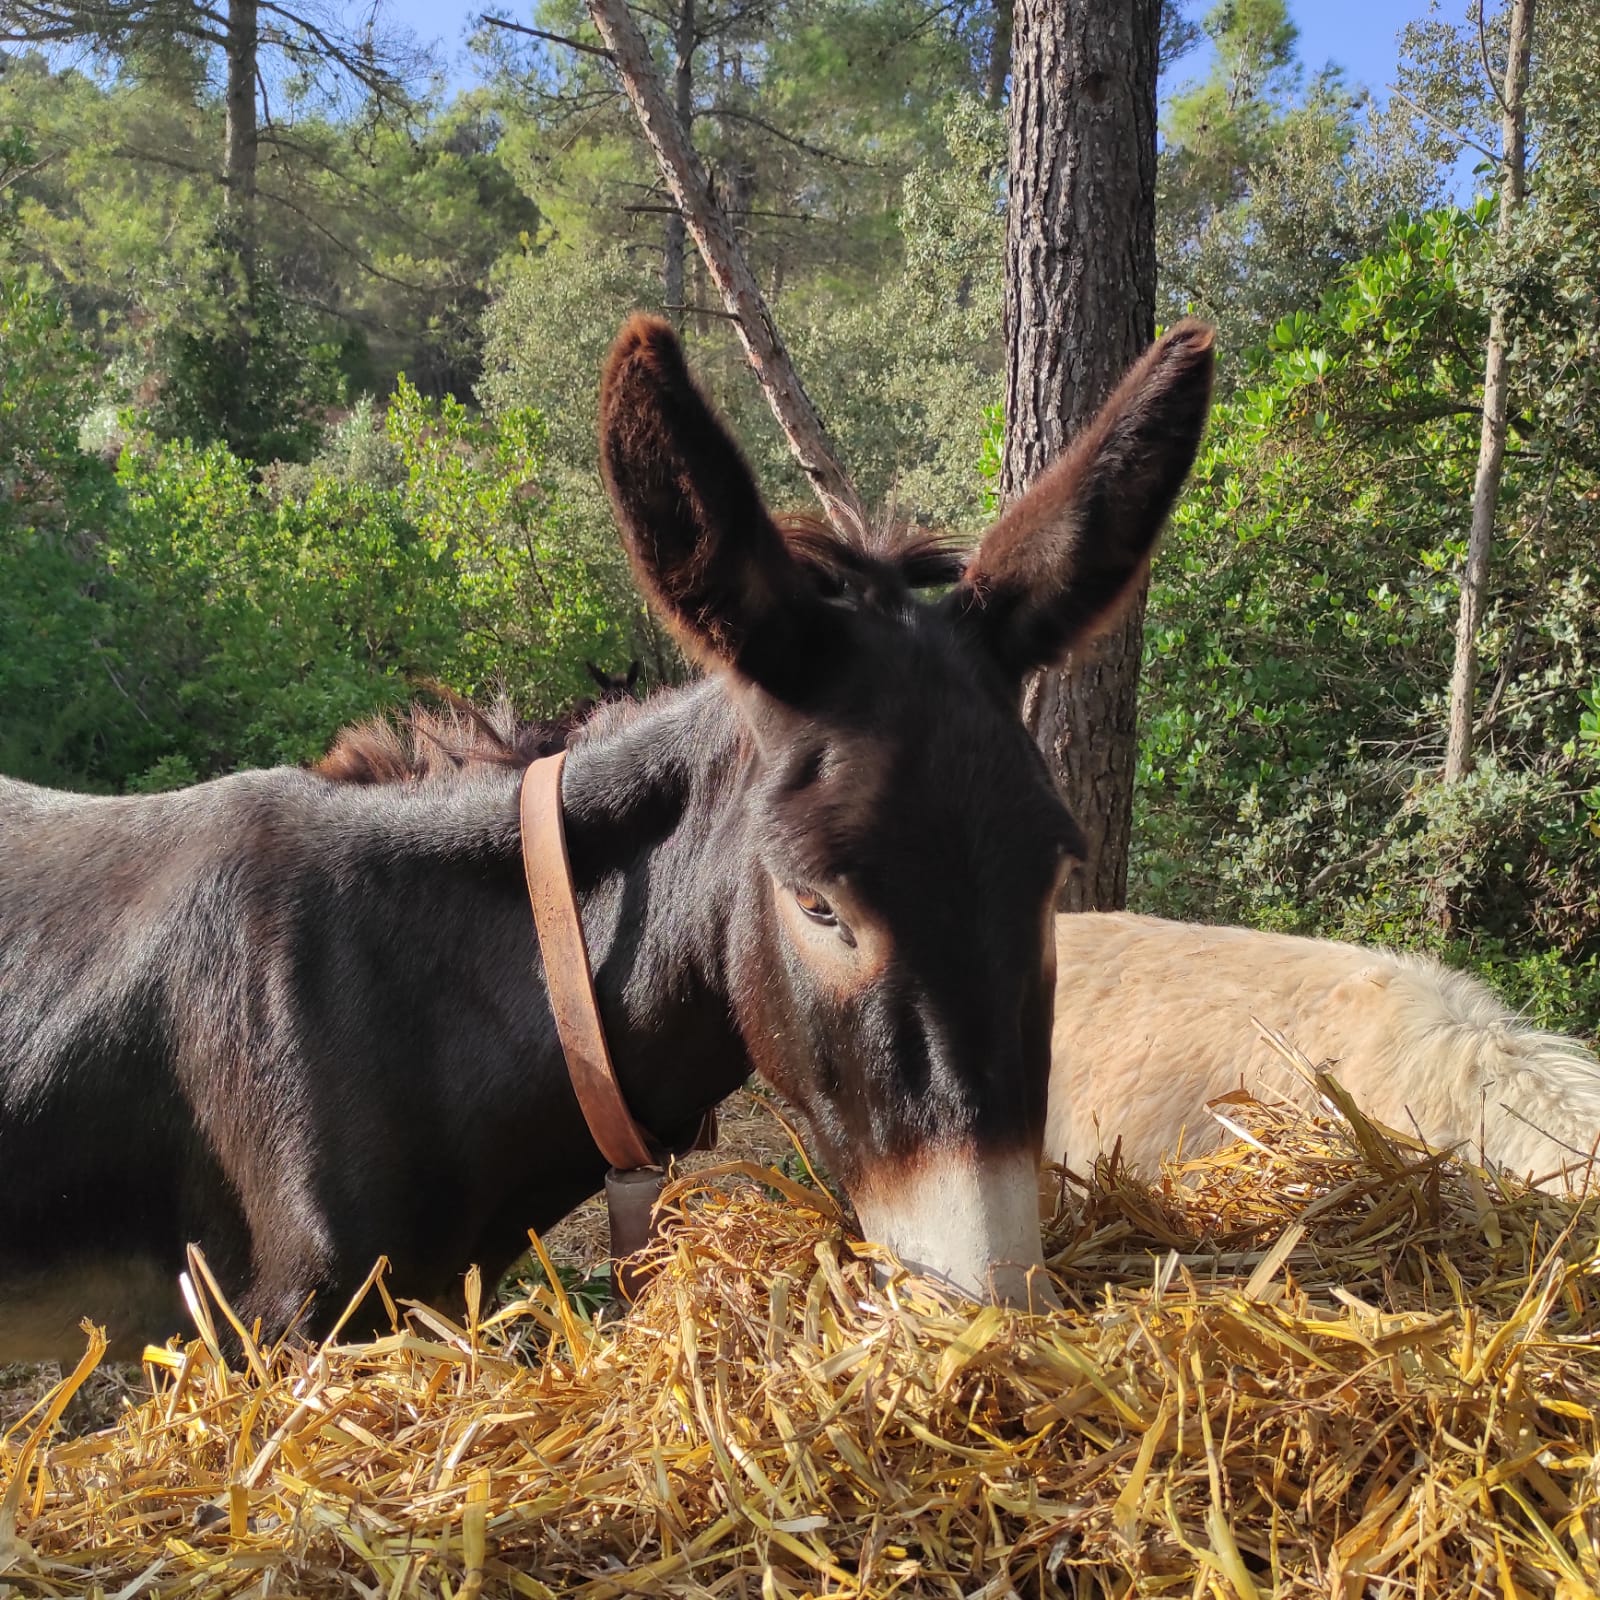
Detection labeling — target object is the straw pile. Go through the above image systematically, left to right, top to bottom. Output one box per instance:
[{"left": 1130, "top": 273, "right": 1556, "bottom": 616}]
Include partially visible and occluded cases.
[{"left": 3, "top": 1075, "right": 1599, "bottom": 1598}]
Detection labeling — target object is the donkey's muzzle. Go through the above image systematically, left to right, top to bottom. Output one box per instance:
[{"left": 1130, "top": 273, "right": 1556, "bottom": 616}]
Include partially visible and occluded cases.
[{"left": 851, "top": 1143, "right": 1059, "bottom": 1311}]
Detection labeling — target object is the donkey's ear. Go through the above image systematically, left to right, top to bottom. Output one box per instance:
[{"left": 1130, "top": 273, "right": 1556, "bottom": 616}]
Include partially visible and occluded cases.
[
  {"left": 599, "top": 315, "right": 816, "bottom": 683},
  {"left": 948, "top": 321, "right": 1215, "bottom": 682}
]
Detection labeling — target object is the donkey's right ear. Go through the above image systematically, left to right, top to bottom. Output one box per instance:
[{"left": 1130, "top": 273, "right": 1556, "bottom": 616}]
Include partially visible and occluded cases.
[
  {"left": 599, "top": 316, "right": 817, "bottom": 685},
  {"left": 946, "top": 321, "right": 1215, "bottom": 684}
]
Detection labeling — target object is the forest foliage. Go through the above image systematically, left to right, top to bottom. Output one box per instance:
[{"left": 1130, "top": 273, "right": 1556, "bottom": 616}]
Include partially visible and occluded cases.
[{"left": 1, "top": 0, "right": 1597, "bottom": 1029}]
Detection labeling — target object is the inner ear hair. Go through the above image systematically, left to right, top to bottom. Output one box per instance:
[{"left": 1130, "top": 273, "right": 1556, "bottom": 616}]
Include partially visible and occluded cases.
[
  {"left": 598, "top": 316, "right": 802, "bottom": 671},
  {"left": 953, "top": 320, "right": 1216, "bottom": 680}
]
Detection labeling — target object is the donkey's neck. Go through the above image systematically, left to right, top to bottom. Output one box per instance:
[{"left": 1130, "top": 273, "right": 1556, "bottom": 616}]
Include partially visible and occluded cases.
[
  {"left": 550, "top": 677, "right": 756, "bottom": 1144},
  {"left": 272, "top": 679, "right": 754, "bottom": 1298}
]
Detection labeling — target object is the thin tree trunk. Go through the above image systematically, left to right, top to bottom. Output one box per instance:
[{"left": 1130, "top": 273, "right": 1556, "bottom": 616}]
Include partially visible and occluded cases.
[
  {"left": 223, "top": 0, "right": 259, "bottom": 263},
  {"left": 586, "top": 0, "right": 866, "bottom": 536},
  {"left": 662, "top": 0, "right": 694, "bottom": 324},
  {"left": 986, "top": 0, "right": 1013, "bottom": 109},
  {"left": 1003, "top": 0, "right": 1160, "bottom": 913},
  {"left": 1444, "top": 0, "right": 1535, "bottom": 782},
  {"left": 692, "top": 249, "right": 709, "bottom": 337}
]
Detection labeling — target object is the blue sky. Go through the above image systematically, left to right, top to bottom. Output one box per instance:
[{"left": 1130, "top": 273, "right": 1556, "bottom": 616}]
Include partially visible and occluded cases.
[
  {"left": 1219, "top": 0, "right": 1426, "bottom": 104},
  {"left": 389, "top": 1, "right": 1442, "bottom": 104}
]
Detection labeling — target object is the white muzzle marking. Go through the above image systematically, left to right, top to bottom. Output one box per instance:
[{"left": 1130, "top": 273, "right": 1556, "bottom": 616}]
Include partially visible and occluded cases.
[{"left": 852, "top": 1145, "right": 1059, "bottom": 1311}]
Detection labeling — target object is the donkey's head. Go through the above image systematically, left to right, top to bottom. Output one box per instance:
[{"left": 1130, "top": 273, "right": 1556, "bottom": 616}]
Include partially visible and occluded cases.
[
  {"left": 599, "top": 316, "right": 1214, "bottom": 1307},
  {"left": 585, "top": 658, "right": 642, "bottom": 700}
]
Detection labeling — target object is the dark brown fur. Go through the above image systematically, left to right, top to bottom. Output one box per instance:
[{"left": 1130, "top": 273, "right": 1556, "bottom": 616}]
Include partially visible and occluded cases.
[
  {"left": 958, "top": 321, "right": 1216, "bottom": 676},
  {"left": 313, "top": 697, "right": 572, "bottom": 785}
]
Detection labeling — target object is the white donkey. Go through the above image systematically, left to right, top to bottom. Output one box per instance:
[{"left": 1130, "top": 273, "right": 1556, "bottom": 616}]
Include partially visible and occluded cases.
[{"left": 1045, "top": 912, "right": 1600, "bottom": 1194}]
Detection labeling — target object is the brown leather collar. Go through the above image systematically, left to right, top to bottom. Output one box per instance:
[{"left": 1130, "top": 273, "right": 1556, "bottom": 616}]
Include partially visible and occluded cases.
[{"left": 519, "top": 751, "right": 714, "bottom": 1172}]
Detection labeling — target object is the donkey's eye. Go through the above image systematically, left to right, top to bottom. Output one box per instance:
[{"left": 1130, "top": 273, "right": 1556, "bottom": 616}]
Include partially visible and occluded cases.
[{"left": 794, "top": 887, "right": 836, "bottom": 925}]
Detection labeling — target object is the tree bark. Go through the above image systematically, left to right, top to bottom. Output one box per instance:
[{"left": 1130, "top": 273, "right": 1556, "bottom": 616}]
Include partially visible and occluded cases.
[
  {"left": 223, "top": 0, "right": 259, "bottom": 259},
  {"left": 586, "top": 0, "right": 866, "bottom": 536},
  {"left": 661, "top": 0, "right": 694, "bottom": 324},
  {"left": 986, "top": 0, "right": 1013, "bottom": 109},
  {"left": 1002, "top": 0, "right": 1160, "bottom": 912},
  {"left": 1443, "top": 0, "right": 1535, "bottom": 782}
]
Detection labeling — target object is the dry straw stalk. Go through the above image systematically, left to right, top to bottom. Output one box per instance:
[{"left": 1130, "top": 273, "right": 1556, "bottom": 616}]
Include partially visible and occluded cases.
[{"left": 2, "top": 1075, "right": 1598, "bottom": 1598}]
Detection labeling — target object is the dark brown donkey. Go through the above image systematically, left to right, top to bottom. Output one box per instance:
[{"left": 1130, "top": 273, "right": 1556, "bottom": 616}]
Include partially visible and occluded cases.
[{"left": 0, "top": 316, "right": 1213, "bottom": 1359}]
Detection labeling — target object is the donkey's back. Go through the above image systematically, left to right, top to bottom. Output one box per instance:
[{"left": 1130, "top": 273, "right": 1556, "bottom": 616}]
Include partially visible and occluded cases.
[
  {"left": 0, "top": 770, "right": 309, "bottom": 1072},
  {"left": 1046, "top": 911, "right": 1600, "bottom": 1192}
]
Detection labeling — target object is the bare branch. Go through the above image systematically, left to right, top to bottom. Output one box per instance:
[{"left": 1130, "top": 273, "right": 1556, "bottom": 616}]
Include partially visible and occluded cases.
[
  {"left": 0, "top": 0, "right": 229, "bottom": 49},
  {"left": 254, "top": 0, "right": 415, "bottom": 102},
  {"left": 586, "top": 0, "right": 864, "bottom": 535},
  {"left": 690, "top": 0, "right": 776, "bottom": 42},
  {"left": 1478, "top": 0, "right": 1514, "bottom": 122},
  {"left": 478, "top": 13, "right": 613, "bottom": 61},
  {"left": 256, "top": 57, "right": 275, "bottom": 133},
  {"left": 1385, "top": 86, "right": 1499, "bottom": 165},
  {"left": 699, "top": 102, "right": 871, "bottom": 167},
  {"left": 254, "top": 129, "right": 482, "bottom": 258},
  {"left": 110, "top": 141, "right": 439, "bottom": 294},
  {"left": 110, "top": 142, "right": 218, "bottom": 183},
  {"left": 0, "top": 148, "right": 58, "bottom": 192},
  {"left": 253, "top": 182, "right": 439, "bottom": 291},
  {"left": 623, "top": 199, "right": 816, "bottom": 223},
  {"left": 661, "top": 300, "right": 739, "bottom": 320},
  {"left": 1307, "top": 841, "right": 1386, "bottom": 893}
]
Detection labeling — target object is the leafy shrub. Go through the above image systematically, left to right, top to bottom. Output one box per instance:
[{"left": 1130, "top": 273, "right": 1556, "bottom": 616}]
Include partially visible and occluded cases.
[
  {"left": 1116, "top": 209, "right": 1600, "bottom": 1034},
  {"left": 143, "top": 234, "right": 348, "bottom": 466},
  {"left": 0, "top": 270, "right": 136, "bottom": 785},
  {"left": 1, "top": 275, "right": 646, "bottom": 792},
  {"left": 385, "top": 377, "right": 643, "bottom": 708}
]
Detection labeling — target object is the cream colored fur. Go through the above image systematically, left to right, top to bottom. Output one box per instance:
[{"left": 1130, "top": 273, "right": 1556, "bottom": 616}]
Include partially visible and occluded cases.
[
  {"left": 1045, "top": 912, "right": 1600, "bottom": 1194},
  {"left": 853, "top": 1146, "right": 1057, "bottom": 1310}
]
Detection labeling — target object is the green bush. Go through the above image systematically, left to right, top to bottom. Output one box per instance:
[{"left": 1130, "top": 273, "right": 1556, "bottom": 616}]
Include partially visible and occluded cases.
[
  {"left": 143, "top": 233, "right": 348, "bottom": 466},
  {"left": 0, "top": 270, "right": 136, "bottom": 786},
  {"left": 0, "top": 275, "right": 645, "bottom": 792},
  {"left": 385, "top": 377, "right": 642, "bottom": 708}
]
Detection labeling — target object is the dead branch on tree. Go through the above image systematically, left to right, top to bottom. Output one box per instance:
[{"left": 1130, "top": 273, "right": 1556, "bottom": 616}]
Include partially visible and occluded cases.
[{"left": 584, "top": 0, "right": 865, "bottom": 536}]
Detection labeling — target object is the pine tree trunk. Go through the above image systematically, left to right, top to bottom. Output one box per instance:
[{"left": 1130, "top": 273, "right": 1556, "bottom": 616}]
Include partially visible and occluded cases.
[
  {"left": 223, "top": 0, "right": 259, "bottom": 262},
  {"left": 587, "top": 0, "right": 865, "bottom": 535},
  {"left": 662, "top": 0, "right": 694, "bottom": 324},
  {"left": 986, "top": 0, "right": 1013, "bottom": 109},
  {"left": 1002, "top": 0, "right": 1160, "bottom": 912},
  {"left": 1443, "top": 0, "right": 1535, "bottom": 782}
]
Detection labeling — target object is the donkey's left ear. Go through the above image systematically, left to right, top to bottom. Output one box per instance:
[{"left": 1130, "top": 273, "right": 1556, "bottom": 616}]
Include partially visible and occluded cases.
[
  {"left": 599, "top": 315, "right": 825, "bottom": 693},
  {"left": 947, "top": 321, "right": 1215, "bottom": 683}
]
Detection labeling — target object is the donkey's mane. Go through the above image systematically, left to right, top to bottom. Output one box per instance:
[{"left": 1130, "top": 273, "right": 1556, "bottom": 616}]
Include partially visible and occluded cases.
[
  {"left": 775, "top": 514, "right": 967, "bottom": 607},
  {"left": 314, "top": 693, "right": 582, "bottom": 786}
]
